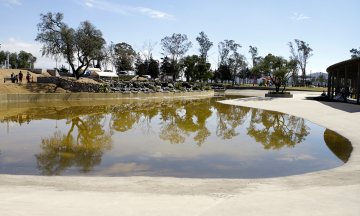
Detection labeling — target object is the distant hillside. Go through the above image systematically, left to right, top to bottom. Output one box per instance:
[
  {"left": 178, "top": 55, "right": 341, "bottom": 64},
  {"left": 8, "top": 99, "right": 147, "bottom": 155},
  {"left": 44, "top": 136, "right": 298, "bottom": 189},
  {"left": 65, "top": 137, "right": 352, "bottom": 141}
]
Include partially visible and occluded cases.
[{"left": 306, "top": 72, "right": 328, "bottom": 79}]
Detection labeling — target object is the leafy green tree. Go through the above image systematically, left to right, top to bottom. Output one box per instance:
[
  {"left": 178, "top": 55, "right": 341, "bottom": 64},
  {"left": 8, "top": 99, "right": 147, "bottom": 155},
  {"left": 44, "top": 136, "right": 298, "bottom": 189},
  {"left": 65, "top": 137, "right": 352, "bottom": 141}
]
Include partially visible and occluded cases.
[
  {"left": 35, "top": 12, "right": 106, "bottom": 79},
  {"left": 288, "top": 39, "right": 313, "bottom": 84},
  {"left": 113, "top": 42, "right": 137, "bottom": 72},
  {"left": 350, "top": 47, "right": 360, "bottom": 59},
  {"left": 0, "top": 51, "right": 7, "bottom": 67},
  {"left": 17, "top": 51, "right": 32, "bottom": 68},
  {"left": 9, "top": 52, "right": 18, "bottom": 69},
  {"left": 134, "top": 54, "right": 147, "bottom": 76},
  {"left": 252, "top": 54, "right": 298, "bottom": 93},
  {"left": 148, "top": 55, "right": 160, "bottom": 79},
  {"left": 179, "top": 55, "right": 199, "bottom": 81},
  {"left": 180, "top": 55, "right": 213, "bottom": 82},
  {"left": 160, "top": 56, "right": 173, "bottom": 79},
  {"left": 196, "top": 59, "right": 213, "bottom": 82},
  {"left": 217, "top": 63, "right": 232, "bottom": 83},
  {"left": 58, "top": 64, "right": 69, "bottom": 73},
  {"left": 317, "top": 73, "right": 326, "bottom": 86}
]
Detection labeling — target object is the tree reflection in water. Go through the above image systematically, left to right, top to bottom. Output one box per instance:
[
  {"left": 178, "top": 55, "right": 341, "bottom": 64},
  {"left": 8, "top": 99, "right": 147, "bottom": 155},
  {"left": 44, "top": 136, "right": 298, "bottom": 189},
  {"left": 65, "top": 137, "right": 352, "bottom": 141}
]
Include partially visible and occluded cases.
[
  {"left": 27, "top": 96, "right": 313, "bottom": 176},
  {"left": 158, "top": 99, "right": 213, "bottom": 146},
  {"left": 214, "top": 103, "right": 251, "bottom": 140},
  {"left": 247, "top": 109, "right": 310, "bottom": 150},
  {"left": 35, "top": 115, "right": 113, "bottom": 175}
]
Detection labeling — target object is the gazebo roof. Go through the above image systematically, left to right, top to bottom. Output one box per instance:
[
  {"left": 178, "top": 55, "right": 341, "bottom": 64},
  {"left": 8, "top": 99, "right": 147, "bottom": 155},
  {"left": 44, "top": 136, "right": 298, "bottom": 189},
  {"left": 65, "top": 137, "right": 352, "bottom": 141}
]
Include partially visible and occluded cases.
[{"left": 326, "top": 57, "right": 360, "bottom": 73}]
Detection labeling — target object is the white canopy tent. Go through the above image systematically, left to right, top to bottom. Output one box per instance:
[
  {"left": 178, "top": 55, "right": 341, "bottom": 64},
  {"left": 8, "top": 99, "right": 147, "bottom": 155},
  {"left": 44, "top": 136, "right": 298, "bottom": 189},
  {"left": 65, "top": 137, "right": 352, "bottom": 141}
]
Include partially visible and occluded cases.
[{"left": 90, "top": 71, "right": 118, "bottom": 78}]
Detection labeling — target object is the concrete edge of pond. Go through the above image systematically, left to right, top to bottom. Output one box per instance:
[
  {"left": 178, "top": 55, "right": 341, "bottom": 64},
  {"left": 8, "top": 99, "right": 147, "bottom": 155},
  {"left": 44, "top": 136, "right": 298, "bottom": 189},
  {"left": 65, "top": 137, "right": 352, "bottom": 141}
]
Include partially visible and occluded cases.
[
  {"left": 0, "top": 89, "right": 359, "bottom": 216},
  {"left": 0, "top": 90, "right": 214, "bottom": 103}
]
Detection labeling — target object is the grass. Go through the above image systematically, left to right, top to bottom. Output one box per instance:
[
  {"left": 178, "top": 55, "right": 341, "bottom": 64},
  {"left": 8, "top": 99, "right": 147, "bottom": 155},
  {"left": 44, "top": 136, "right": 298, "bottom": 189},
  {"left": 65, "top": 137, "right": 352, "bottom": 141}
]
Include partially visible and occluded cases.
[{"left": 227, "top": 83, "right": 327, "bottom": 92}]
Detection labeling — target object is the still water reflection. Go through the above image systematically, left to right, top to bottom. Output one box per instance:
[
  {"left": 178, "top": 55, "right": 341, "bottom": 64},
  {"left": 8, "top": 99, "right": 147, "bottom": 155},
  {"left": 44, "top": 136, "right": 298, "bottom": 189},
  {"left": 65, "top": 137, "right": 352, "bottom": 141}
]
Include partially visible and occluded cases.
[{"left": 0, "top": 96, "right": 352, "bottom": 178}]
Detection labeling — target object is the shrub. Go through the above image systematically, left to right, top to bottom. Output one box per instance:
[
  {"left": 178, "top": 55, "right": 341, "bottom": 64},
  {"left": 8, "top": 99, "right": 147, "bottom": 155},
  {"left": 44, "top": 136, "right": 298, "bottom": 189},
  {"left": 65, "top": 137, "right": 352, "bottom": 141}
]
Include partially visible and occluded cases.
[
  {"left": 99, "top": 84, "right": 110, "bottom": 93},
  {"left": 268, "top": 91, "right": 290, "bottom": 94}
]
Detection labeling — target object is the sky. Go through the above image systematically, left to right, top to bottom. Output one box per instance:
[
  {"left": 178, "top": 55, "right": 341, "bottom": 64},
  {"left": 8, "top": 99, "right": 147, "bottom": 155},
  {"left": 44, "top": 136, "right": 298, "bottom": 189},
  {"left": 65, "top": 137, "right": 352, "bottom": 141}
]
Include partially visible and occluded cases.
[{"left": 0, "top": 0, "right": 359, "bottom": 74}]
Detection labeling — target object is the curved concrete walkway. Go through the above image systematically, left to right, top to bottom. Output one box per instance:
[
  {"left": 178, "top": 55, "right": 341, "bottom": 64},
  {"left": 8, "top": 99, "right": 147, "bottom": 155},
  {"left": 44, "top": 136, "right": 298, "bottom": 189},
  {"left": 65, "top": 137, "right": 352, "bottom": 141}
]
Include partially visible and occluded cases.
[{"left": 1, "top": 90, "right": 359, "bottom": 216}]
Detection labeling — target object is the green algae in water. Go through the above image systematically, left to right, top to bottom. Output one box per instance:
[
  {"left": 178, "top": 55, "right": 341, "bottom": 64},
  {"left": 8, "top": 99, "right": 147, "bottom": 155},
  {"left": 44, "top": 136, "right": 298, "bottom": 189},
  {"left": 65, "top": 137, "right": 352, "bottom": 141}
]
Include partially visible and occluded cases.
[{"left": 0, "top": 96, "right": 352, "bottom": 178}]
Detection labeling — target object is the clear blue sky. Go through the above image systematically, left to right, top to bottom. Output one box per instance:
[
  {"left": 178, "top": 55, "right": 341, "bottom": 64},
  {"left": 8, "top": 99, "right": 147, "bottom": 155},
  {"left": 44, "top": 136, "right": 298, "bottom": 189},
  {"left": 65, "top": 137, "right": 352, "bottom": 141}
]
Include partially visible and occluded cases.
[{"left": 0, "top": 0, "right": 359, "bottom": 74}]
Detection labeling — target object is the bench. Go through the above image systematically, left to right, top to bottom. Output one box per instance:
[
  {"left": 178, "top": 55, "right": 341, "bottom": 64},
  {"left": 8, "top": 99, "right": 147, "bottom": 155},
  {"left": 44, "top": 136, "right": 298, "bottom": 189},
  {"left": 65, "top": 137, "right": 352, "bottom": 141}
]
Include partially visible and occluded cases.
[{"left": 4, "top": 78, "right": 12, "bottom": 83}]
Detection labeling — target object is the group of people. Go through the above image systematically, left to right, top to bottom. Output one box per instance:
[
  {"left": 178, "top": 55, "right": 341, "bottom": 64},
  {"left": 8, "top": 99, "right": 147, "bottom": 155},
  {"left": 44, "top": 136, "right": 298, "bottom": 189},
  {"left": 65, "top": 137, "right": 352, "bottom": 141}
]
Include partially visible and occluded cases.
[{"left": 11, "top": 71, "right": 31, "bottom": 83}]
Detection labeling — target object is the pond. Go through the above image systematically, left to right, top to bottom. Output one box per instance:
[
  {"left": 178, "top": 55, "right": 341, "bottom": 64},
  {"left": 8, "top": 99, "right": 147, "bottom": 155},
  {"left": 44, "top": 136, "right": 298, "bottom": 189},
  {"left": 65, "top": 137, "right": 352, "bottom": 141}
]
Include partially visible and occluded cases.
[{"left": 0, "top": 95, "right": 352, "bottom": 178}]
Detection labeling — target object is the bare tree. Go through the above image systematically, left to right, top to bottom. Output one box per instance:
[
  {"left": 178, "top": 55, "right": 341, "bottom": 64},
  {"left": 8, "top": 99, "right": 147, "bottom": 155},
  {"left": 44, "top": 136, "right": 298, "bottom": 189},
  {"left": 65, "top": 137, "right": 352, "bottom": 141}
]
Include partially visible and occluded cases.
[
  {"left": 196, "top": 31, "right": 213, "bottom": 61},
  {"left": 160, "top": 33, "right": 192, "bottom": 63},
  {"left": 288, "top": 39, "right": 313, "bottom": 84},
  {"left": 135, "top": 40, "right": 158, "bottom": 62},
  {"left": 217, "top": 40, "right": 241, "bottom": 82},
  {"left": 218, "top": 40, "right": 241, "bottom": 67},
  {"left": 248, "top": 46, "right": 261, "bottom": 67},
  {"left": 229, "top": 52, "right": 247, "bottom": 84}
]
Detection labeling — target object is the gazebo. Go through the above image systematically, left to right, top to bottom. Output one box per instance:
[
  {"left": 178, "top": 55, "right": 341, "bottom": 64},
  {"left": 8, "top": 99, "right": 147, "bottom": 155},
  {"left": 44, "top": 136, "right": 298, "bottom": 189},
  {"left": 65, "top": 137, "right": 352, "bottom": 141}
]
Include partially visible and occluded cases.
[{"left": 326, "top": 57, "right": 360, "bottom": 104}]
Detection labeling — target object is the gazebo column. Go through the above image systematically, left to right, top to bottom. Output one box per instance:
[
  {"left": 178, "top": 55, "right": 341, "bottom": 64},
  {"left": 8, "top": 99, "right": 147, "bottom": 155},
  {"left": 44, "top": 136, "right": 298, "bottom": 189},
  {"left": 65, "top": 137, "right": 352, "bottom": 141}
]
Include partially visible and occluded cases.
[
  {"left": 357, "top": 64, "right": 360, "bottom": 104},
  {"left": 344, "top": 67, "right": 348, "bottom": 102},
  {"left": 336, "top": 69, "right": 340, "bottom": 94},
  {"left": 331, "top": 70, "right": 335, "bottom": 98},
  {"left": 327, "top": 71, "right": 331, "bottom": 98}
]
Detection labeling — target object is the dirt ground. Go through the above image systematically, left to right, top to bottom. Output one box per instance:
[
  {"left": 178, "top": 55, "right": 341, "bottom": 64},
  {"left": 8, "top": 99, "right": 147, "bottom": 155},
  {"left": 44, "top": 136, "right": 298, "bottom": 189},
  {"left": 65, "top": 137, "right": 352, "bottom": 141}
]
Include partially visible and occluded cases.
[{"left": 0, "top": 69, "right": 99, "bottom": 94}]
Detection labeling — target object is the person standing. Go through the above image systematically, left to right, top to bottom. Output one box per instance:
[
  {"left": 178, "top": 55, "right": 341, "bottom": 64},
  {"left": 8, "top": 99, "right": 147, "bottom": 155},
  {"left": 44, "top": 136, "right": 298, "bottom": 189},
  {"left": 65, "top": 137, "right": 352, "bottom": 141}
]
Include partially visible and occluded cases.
[
  {"left": 19, "top": 71, "right": 23, "bottom": 83},
  {"left": 11, "top": 72, "right": 15, "bottom": 83},
  {"left": 26, "top": 72, "right": 31, "bottom": 83}
]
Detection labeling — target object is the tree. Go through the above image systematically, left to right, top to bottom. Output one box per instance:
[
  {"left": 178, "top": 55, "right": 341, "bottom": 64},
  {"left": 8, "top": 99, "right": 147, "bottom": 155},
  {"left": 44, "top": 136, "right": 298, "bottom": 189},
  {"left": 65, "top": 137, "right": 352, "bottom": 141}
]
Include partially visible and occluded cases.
[
  {"left": 35, "top": 12, "right": 106, "bottom": 79},
  {"left": 196, "top": 31, "right": 213, "bottom": 61},
  {"left": 160, "top": 33, "right": 192, "bottom": 78},
  {"left": 161, "top": 33, "right": 192, "bottom": 62},
  {"left": 136, "top": 39, "right": 158, "bottom": 62},
  {"left": 288, "top": 39, "right": 313, "bottom": 84},
  {"left": 217, "top": 40, "right": 241, "bottom": 82},
  {"left": 113, "top": 42, "right": 137, "bottom": 73},
  {"left": 249, "top": 46, "right": 262, "bottom": 67},
  {"left": 350, "top": 48, "right": 360, "bottom": 59},
  {"left": 0, "top": 51, "right": 6, "bottom": 67},
  {"left": 17, "top": 51, "right": 32, "bottom": 68},
  {"left": 9, "top": 52, "right": 18, "bottom": 69},
  {"left": 228, "top": 52, "right": 247, "bottom": 84},
  {"left": 134, "top": 54, "right": 147, "bottom": 76},
  {"left": 252, "top": 54, "right": 298, "bottom": 93},
  {"left": 148, "top": 55, "right": 160, "bottom": 79},
  {"left": 179, "top": 55, "right": 199, "bottom": 82},
  {"left": 160, "top": 56, "right": 172, "bottom": 79},
  {"left": 288, "top": 56, "right": 299, "bottom": 85},
  {"left": 196, "top": 59, "right": 213, "bottom": 82},
  {"left": 58, "top": 64, "right": 70, "bottom": 74},
  {"left": 217, "top": 64, "right": 232, "bottom": 83},
  {"left": 317, "top": 73, "right": 326, "bottom": 86},
  {"left": 311, "top": 76, "right": 316, "bottom": 84}
]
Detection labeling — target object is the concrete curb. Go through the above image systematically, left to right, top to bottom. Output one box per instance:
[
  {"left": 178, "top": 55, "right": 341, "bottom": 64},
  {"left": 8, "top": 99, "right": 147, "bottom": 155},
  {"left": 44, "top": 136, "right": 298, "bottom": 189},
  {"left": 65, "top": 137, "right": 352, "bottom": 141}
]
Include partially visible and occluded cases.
[{"left": 0, "top": 91, "right": 214, "bottom": 103}]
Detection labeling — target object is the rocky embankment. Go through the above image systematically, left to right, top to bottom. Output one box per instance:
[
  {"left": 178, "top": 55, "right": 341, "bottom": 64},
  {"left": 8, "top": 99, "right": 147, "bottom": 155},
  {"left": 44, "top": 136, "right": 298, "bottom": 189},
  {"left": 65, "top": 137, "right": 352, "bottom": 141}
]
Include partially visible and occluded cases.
[{"left": 37, "top": 77, "right": 212, "bottom": 93}]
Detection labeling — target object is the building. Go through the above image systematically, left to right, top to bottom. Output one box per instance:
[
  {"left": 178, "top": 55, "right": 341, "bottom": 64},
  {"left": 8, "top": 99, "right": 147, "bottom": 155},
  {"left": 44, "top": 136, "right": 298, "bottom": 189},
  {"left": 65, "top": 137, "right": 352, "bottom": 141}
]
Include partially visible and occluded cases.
[{"left": 326, "top": 57, "right": 360, "bottom": 104}]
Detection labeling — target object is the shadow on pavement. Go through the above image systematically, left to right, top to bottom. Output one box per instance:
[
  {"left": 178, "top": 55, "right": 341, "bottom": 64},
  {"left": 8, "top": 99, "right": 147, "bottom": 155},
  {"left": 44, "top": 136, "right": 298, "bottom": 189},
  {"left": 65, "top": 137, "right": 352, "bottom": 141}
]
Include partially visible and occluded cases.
[
  {"left": 307, "top": 96, "right": 360, "bottom": 113},
  {"left": 231, "top": 97, "right": 278, "bottom": 102}
]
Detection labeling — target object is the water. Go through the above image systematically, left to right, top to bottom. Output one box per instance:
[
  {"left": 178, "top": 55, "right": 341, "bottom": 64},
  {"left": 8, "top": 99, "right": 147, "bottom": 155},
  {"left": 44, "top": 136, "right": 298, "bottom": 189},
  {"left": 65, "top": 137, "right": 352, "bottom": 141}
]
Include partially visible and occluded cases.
[{"left": 0, "top": 96, "right": 352, "bottom": 178}]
